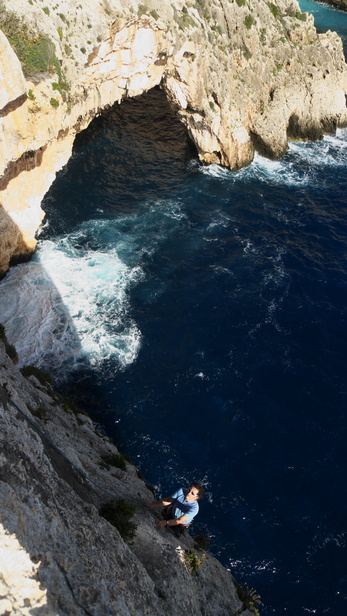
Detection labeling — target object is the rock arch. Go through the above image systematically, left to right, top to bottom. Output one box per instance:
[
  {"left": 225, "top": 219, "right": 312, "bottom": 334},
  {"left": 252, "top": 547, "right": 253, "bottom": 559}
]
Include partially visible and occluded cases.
[{"left": 1, "top": 2, "right": 347, "bottom": 274}]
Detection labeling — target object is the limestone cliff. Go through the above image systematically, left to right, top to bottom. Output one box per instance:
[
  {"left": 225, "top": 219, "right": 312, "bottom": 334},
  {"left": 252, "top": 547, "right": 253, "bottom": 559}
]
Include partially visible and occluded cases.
[
  {"left": 0, "top": 0, "right": 347, "bottom": 274},
  {"left": 0, "top": 338, "right": 254, "bottom": 616}
]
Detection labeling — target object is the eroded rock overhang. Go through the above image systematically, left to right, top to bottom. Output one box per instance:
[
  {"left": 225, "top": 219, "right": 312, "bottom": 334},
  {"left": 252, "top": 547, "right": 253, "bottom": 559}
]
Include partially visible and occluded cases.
[{"left": 1, "top": 0, "right": 347, "bottom": 274}]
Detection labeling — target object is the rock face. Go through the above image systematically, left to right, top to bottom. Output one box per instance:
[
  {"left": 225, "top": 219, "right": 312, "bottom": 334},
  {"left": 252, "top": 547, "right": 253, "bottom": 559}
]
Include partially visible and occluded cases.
[
  {"left": 0, "top": 0, "right": 347, "bottom": 274},
  {"left": 0, "top": 339, "right": 253, "bottom": 616}
]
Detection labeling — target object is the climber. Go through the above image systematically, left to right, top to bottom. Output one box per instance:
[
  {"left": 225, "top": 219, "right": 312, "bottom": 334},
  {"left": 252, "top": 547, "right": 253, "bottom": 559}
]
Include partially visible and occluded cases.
[{"left": 143, "top": 482, "right": 204, "bottom": 536}]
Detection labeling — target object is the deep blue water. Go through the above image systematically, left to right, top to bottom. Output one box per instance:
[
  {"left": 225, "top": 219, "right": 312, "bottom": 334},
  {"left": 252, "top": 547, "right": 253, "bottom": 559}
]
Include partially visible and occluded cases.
[{"left": 1, "top": 4, "right": 347, "bottom": 615}]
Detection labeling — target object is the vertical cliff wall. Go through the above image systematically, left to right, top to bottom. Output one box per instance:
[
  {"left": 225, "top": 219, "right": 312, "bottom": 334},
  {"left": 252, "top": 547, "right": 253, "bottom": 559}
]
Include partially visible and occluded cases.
[
  {"left": 0, "top": 0, "right": 347, "bottom": 273},
  {"left": 0, "top": 339, "right": 254, "bottom": 616}
]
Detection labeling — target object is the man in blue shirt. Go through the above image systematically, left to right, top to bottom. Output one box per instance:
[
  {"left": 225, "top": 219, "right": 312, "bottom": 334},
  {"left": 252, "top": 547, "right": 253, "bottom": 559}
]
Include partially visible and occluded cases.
[{"left": 144, "top": 483, "right": 204, "bottom": 534}]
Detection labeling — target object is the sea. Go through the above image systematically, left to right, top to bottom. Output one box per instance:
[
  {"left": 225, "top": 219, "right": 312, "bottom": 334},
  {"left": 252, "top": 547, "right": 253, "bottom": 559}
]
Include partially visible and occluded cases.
[{"left": 0, "top": 1, "right": 346, "bottom": 614}]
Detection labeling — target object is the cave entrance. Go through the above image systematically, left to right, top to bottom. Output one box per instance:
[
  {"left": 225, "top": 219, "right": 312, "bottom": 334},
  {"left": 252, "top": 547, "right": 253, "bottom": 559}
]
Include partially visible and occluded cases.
[
  {"left": 35, "top": 85, "right": 199, "bottom": 408},
  {"left": 41, "top": 86, "right": 198, "bottom": 235}
]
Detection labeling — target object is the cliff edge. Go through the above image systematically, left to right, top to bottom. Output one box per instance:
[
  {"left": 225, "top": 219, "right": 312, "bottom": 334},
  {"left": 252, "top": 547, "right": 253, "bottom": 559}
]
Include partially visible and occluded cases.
[
  {"left": 0, "top": 0, "right": 347, "bottom": 273},
  {"left": 0, "top": 337, "right": 254, "bottom": 616}
]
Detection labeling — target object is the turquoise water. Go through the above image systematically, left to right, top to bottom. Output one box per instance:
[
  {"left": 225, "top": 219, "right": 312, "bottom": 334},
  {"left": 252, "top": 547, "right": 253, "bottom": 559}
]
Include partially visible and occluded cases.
[
  {"left": 298, "top": 0, "right": 347, "bottom": 51},
  {"left": 1, "top": 3, "right": 347, "bottom": 615}
]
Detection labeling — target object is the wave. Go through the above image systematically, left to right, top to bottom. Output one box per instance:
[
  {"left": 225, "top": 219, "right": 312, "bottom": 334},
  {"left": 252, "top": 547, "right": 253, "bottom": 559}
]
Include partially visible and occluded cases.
[
  {"left": 199, "top": 127, "right": 347, "bottom": 188},
  {"left": 0, "top": 200, "right": 190, "bottom": 380},
  {"left": 0, "top": 223, "right": 144, "bottom": 379}
]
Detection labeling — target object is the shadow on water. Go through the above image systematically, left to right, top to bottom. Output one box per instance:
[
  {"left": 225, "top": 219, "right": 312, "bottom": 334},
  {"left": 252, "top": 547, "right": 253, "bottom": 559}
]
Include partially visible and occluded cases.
[
  {"left": 2, "top": 79, "right": 347, "bottom": 616},
  {"left": 0, "top": 85, "right": 198, "bottom": 611},
  {"left": 1, "top": 86, "right": 198, "bottom": 405},
  {"left": 37, "top": 86, "right": 198, "bottom": 411}
]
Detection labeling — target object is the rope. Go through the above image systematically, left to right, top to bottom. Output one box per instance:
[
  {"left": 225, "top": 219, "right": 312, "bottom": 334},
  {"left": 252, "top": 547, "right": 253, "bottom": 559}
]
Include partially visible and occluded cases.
[{"left": 5, "top": 391, "right": 147, "bottom": 509}]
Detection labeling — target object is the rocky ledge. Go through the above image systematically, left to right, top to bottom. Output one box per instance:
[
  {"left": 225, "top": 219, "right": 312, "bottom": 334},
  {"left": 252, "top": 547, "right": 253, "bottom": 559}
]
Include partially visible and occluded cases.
[
  {"left": 0, "top": 0, "right": 347, "bottom": 273},
  {"left": 0, "top": 337, "right": 255, "bottom": 616}
]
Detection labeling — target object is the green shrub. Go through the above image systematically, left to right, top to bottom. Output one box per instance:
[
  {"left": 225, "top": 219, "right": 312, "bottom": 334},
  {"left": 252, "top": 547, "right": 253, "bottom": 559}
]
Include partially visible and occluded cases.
[
  {"left": 236, "top": 0, "right": 246, "bottom": 6},
  {"left": 268, "top": 2, "right": 280, "bottom": 18},
  {"left": 137, "top": 3, "right": 148, "bottom": 18},
  {"left": 0, "top": 4, "right": 60, "bottom": 78},
  {"left": 42, "top": 7, "right": 50, "bottom": 16},
  {"left": 150, "top": 9, "right": 159, "bottom": 20},
  {"left": 175, "top": 11, "right": 195, "bottom": 30},
  {"left": 296, "top": 11, "right": 307, "bottom": 21},
  {"left": 244, "top": 14, "right": 255, "bottom": 29},
  {"left": 211, "top": 24, "right": 222, "bottom": 36},
  {"left": 57, "top": 27, "right": 63, "bottom": 40},
  {"left": 243, "top": 45, "right": 252, "bottom": 60},
  {"left": 80, "top": 47, "right": 86, "bottom": 54},
  {"left": 52, "top": 78, "right": 70, "bottom": 98},
  {"left": 27, "top": 88, "right": 35, "bottom": 100},
  {"left": 50, "top": 97, "right": 59, "bottom": 107},
  {"left": 20, "top": 365, "right": 52, "bottom": 387},
  {"left": 60, "top": 395, "right": 90, "bottom": 418},
  {"left": 30, "top": 406, "right": 46, "bottom": 420},
  {"left": 101, "top": 453, "right": 127, "bottom": 471},
  {"left": 100, "top": 499, "right": 137, "bottom": 540},
  {"left": 193, "top": 532, "right": 211, "bottom": 551},
  {"left": 184, "top": 549, "right": 202, "bottom": 575},
  {"left": 236, "top": 582, "right": 262, "bottom": 615}
]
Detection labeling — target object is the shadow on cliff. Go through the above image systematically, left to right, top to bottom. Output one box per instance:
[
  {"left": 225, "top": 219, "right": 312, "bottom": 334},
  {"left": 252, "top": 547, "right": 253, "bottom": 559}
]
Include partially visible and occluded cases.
[
  {"left": 1, "top": 84, "right": 199, "bottom": 404},
  {"left": 0, "top": 86, "right": 200, "bottom": 613},
  {"left": 31, "top": 86, "right": 198, "bottom": 414},
  {"left": 1, "top": 88, "right": 197, "bottom": 396},
  {"left": 0, "top": 201, "right": 83, "bottom": 377},
  {"left": 0, "top": 203, "right": 33, "bottom": 277}
]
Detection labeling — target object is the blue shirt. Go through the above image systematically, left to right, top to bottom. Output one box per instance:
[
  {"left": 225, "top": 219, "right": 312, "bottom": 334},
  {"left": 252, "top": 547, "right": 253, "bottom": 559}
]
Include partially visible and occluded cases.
[{"left": 171, "top": 488, "right": 199, "bottom": 524}]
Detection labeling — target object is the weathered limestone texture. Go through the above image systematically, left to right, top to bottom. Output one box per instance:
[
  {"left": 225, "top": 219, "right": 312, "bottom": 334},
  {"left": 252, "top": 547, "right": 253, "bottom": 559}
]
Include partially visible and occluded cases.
[
  {"left": 0, "top": 0, "right": 347, "bottom": 273},
  {"left": 0, "top": 339, "right": 253, "bottom": 616}
]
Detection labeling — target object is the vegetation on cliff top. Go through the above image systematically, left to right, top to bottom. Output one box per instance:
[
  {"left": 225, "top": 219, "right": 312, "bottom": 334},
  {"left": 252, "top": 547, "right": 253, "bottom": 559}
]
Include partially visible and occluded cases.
[{"left": 0, "top": 1, "right": 63, "bottom": 81}]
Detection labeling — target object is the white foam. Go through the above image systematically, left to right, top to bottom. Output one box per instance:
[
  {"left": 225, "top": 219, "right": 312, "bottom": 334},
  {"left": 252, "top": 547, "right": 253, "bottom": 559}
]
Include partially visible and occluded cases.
[
  {"left": 198, "top": 130, "right": 347, "bottom": 188},
  {"left": 200, "top": 163, "right": 233, "bottom": 179},
  {"left": 0, "top": 229, "right": 144, "bottom": 379}
]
